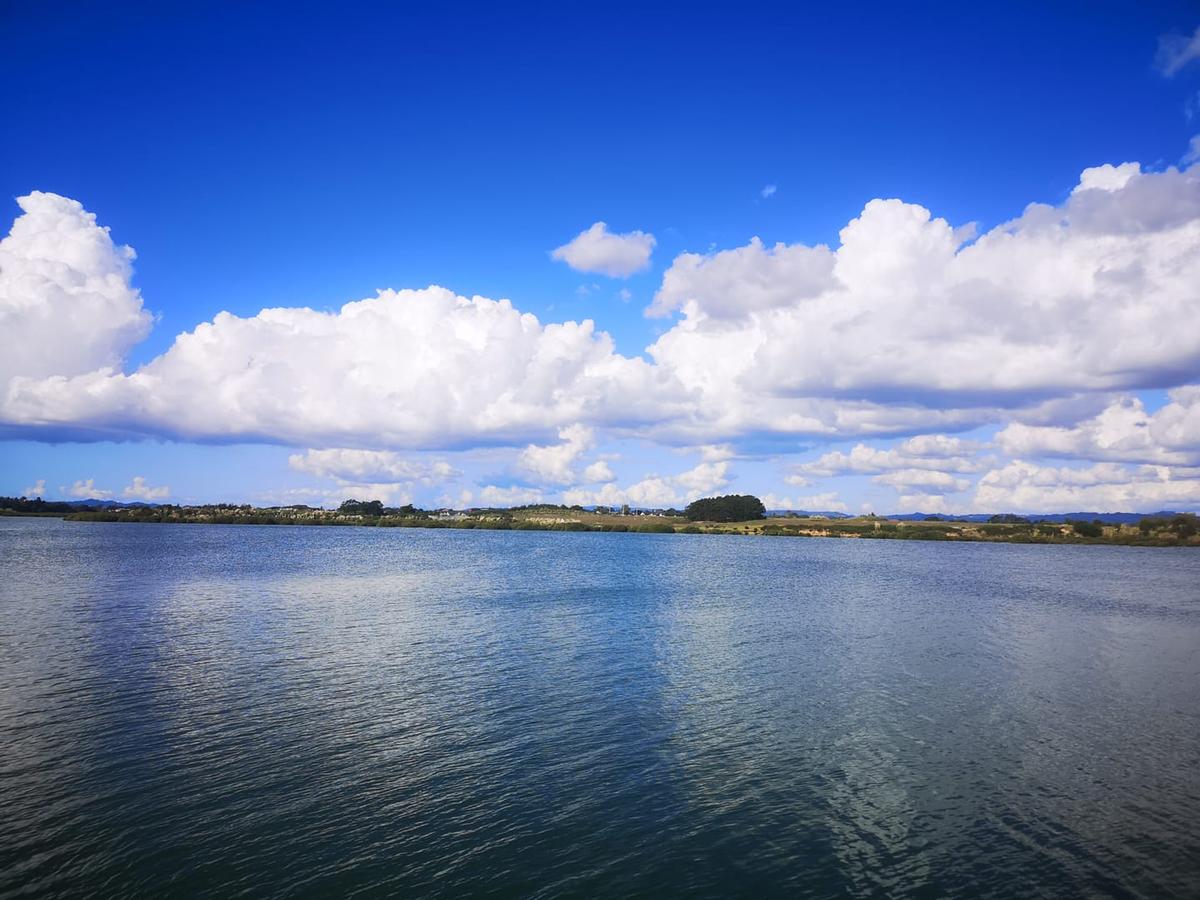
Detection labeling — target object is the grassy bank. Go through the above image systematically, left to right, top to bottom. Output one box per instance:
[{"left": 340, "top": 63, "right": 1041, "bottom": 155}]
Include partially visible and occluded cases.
[{"left": 31, "top": 504, "right": 1200, "bottom": 548}]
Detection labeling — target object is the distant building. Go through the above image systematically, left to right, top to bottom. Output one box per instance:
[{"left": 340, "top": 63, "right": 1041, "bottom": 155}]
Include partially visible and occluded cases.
[{"left": 621, "top": 504, "right": 630, "bottom": 516}]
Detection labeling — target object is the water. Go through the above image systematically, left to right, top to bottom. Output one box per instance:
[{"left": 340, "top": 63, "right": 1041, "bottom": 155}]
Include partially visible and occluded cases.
[{"left": 1, "top": 518, "right": 1198, "bottom": 899}]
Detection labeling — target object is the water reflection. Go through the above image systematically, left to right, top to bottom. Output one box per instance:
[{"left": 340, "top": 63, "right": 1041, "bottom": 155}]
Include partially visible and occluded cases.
[{"left": 0, "top": 519, "right": 1198, "bottom": 897}]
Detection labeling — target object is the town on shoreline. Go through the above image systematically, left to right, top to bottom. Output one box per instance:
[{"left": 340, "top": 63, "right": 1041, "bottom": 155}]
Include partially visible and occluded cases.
[{"left": 3, "top": 494, "right": 1198, "bottom": 548}]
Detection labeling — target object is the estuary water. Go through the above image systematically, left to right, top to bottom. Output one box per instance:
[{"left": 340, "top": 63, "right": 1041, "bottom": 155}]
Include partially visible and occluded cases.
[{"left": 0, "top": 517, "right": 1198, "bottom": 898}]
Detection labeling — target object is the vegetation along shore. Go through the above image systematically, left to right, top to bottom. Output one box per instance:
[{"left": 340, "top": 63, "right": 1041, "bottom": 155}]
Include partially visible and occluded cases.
[{"left": 3, "top": 495, "right": 1198, "bottom": 548}]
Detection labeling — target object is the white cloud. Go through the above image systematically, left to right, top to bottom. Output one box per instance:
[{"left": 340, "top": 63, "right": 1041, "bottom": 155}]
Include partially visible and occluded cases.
[
  {"left": 1156, "top": 25, "right": 1200, "bottom": 77},
  {"left": 1185, "top": 135, "right": 1200, "bottom": 168},
  {"left": 6, "top": 162, "right": 1200, "bottom": 458},
  {"left": 1072, "top": 162, "right": 1140, "bottom": 194},
  {"left": 648, "top": 163, "right": 1200, "bottom": 419},
  {"left": 761, "top": 184, "right": 777, "bottom": 199},
  {"left": 0, "top": 192, "right": 152, "bottom": 386},
  {"left": 551, "top": 222, "right": 655, "bottom": 277},
  {"left": 648, "top": 235, "right": 835, "bottom": 319},
  {"left": 2, "top": 283, "right": 677, "bottom": 448},
  {"left": 996, "top": 388, "right": 1200, "bottom": 466},
  {"left": 516, "top": 424, "right": 595, "bottom": 485},
  {"left": 793, "top": 434, "right": 988, "bottom": 479},
  {"left": 286, "top": 448, "right": 457, "bottom": 507},
  {"left": 289, "top": 448, "right": 458, "bottom": 483},
  {"left": 563, "top": 459, "right": 730, "bottom": 508},
  {"left": 581, "top": 460, "right": 616, "bottom": 483},
  {"left": 673, "top": 460, "right": 730, "bottom": 494},
  {"left": 973, "top": 460, "right": 1200, "bottom": 513},
  {"left": 872, "top": 469, "right": 970, "bottom": 493},
  {"left": 122, "top": 475, "right": 169, "bottom": 501},
  {"left": 66, "top": 478, "right": 112, "bottom": 499},
  {"left": 22, "top": 479, "right": 46, "bottom": 498},
  {"left": 478, "top": 485, "right": 544, "bottom": 507},
  {"left": 333, "top": 487, "right": 417, "bottom": 508},
  {"left": 790, "top": 491, "right": 848, "bottom": 512},
  {"left": 898, "top": 493, "right": 955, "bottom": 514}
]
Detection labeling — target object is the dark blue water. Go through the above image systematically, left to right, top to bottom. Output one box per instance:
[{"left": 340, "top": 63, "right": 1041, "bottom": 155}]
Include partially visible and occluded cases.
[{"left": 1, "top": 518, "right": 1198, "bottom": 898}]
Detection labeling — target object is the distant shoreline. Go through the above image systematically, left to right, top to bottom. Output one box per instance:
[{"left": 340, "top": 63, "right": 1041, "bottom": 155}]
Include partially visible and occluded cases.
[{"left": 4, "top": 505, "right": 1197, "bottom": 548}]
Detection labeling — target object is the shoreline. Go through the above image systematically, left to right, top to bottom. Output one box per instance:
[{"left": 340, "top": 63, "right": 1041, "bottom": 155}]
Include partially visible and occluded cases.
[{"left": 4, "top": 506, "right": 1196, "bottom": 548}]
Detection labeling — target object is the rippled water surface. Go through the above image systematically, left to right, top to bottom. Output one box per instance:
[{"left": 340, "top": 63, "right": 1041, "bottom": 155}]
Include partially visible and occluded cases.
[{"left": 1, "top": 518, "right": 1199, "bottom": 898}]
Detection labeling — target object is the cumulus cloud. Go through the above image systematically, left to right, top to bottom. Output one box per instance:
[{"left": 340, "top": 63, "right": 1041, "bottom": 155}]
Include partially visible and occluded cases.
[
  {"left": 1156, "top": 25, "right": 1200, "bottom": 77},
  {"left": 1185, "top": 135, "right": 1200, "bottom": 168},
  {"left": 6, "top": 161, "right": 1200, "bottom": 463},
  {"left": 648, "top": 163, "right": 1200, "bottom": 416},
  {"left": 0, "top": 192, "right": 152, "bottom": 386},
  {"left": 551, "top": 222, "right": 655, "bottom": 277},
  {"left": 648, "top": 236, "right": 835, "bottom": 319},
  {"left": 2, "top": 283, "right": 678, "bottom": 448},
  {"left": 996, "top": 388, "right": 1200, "bottom": 466},
  {"left": 516, "top": 424, "right": 596, "bottom": 485},
  {"left": 792, "top": 434, "right": 989, "bottom": 480},
  {"left": 697, "top": 444, "right": 735, "bottom": 461},
  {"left": 285, "top": 448, "right": 458, "bottom": 507},
  {"left": 289, "top": 448, "right": 458, "bottom": 483},
  {"left": 563, "top": 459, "right": 730, "bottom": 508},
  {"left": 581, "top": 460, "right": 616, "bottom": 483},
  {"left": 974, "top": 460, "right": 1200, "bottom": 513},
  {"left": 872, "top": 469, "right": 971, "bottom": 493},
  {"left": 122, "top": 476, "right": 169, "bottom": 501},
  {"left": 65, "top": 478, "right": 112, "bottom": 499},
  {"left": 22, "top": 479, "right": 46, "bottom": 498},
  {"left": 478, "top": 485, "right": 544, "bottom": 507},
  {"left": 789, "top": 491, "right": 848, "bottom": 513}
]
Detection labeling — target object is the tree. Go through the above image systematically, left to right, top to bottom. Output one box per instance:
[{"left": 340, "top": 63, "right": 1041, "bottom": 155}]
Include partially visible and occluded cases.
[
  {"left": 684, "top": 494, "right": 766, "bottom": 522},
  {"left": 339, "top": 499, "right": 384, "bottom": 516},
  {"left": 989, "top": 514, "right": 1030, "bottom": 524},
  {"left": 1169, "top": 514, "right": 1198, "bottom": 538},
  {"left": 1069, "top": 519, "right": 1103, "bottom": 538}
]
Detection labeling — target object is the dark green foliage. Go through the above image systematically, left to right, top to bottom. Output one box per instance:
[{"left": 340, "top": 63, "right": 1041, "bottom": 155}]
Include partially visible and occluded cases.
[
  {"left": 684, "top": 494, "right": 766, "bottom": 522},
  {"left": 1, "top": 496, "right": 89, "bottom": 514},
  {"left": 338, "top": 499, "right": 384, "bottom": 516},
  {"left": 1139, "top": 513, "right": 1198, "bottom": 538},
  {"left": 989, "top": 514, "right": 1030, "bottom": 524},
  {"left": 1171, "top": 514, "right": 1198, "bottom": 538},
  {"left": 1069, "top": 519, "right": 1104, "bottom": 538},
  {"left": 633, "top": 523, "right": 675, "bottom": 533},
  {"left": 680, "top": 525, "right": 702, "bottom": 534},
  {"left": 902, "top": 527, "right": 951, "bottom": 541}
]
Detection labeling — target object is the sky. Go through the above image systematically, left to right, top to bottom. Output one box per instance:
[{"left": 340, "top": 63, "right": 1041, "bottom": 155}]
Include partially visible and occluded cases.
[{"left": 3, "top": 0, "right": 1200, "bottom": 514}]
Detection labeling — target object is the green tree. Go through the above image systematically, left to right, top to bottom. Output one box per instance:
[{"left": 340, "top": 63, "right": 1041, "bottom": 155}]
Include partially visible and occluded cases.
[
  {"left": 684, "top": 495, "right": 766, "bottom": 522},
  {"left": 339, "top": 499, "right": 384, "bottom": 516}
]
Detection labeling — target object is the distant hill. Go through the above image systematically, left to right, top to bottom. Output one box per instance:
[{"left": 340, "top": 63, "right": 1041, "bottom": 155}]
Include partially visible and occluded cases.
[
  {"left": 1, "top": 497, "right": 161, "bottom": 514},
  {"left": 67, "top": 498, "right": 159, "bottom": 509},
  {"left": 766, "top": 509, "right": 853, "bottom": 519},
  {"left": 888, "top": 511, "right": 1182, "bottom": 524}
]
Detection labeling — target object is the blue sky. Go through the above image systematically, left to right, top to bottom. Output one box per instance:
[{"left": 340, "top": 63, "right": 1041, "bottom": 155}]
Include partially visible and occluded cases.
[{"left": 3, "top": 1, "right": 1200, "bottom": 513}]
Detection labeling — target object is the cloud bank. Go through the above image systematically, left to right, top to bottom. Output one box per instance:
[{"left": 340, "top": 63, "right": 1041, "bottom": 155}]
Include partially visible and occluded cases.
[{"left": 3, "top": 157, "right": 1200, "bottom": 511}]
